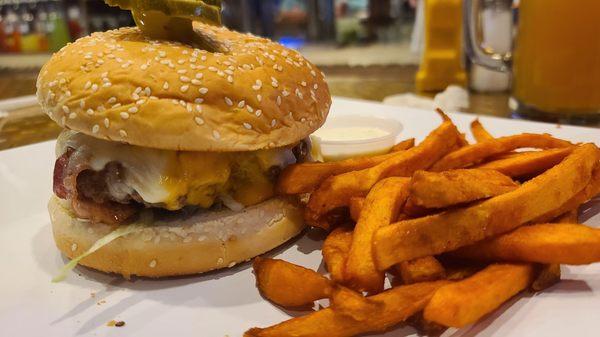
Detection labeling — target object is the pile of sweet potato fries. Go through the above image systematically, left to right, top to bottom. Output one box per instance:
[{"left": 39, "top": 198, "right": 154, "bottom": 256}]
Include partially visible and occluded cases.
[{"left": 245, "top": 111, "right": 600, "bottom": 337}]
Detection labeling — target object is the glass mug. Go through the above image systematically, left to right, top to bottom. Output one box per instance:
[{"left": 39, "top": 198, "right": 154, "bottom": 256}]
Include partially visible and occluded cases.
[{"left": 465, "top": 0, "right": 600, "bottom": 123}]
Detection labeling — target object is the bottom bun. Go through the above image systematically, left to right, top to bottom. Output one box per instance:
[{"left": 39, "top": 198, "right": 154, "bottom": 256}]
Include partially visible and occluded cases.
[{"left": 49, "top": 195, "right": 305, "bottom": 278}]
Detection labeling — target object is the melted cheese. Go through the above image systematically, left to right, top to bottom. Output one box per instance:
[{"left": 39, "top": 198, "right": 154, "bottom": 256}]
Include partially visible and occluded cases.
[{"left": 57, "top": 131, "right": 296, "bottom": 210}]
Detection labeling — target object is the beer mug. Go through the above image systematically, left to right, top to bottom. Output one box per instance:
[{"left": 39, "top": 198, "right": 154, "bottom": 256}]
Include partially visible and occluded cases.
[{"left": 464, "top": 0, "right": 600, "bottom": 123}]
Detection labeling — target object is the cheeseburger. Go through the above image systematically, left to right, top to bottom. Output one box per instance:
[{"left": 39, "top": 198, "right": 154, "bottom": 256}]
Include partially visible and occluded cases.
[{"left": 37, "top": 22, "right": 330, "bottom": 278}]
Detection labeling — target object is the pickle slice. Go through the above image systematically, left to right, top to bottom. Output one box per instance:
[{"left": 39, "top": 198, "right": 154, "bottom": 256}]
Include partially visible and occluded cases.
[{"left": 105, "top": 0, "right": 222, "bottom": 44}]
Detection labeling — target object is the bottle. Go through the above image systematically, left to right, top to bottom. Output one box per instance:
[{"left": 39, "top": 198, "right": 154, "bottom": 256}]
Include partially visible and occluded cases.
[
  {"left": 47, "top": 3, "right": 70, "bottom": 52},
  {"left": 19, "top": 4, "right": 38, "bottom": 53},
  {"left": 35, "top": 4, "right": 49, "bottom": 52},
  {"left": 4, "top": 6, "right": 21, "bottom": 53},
  {"left": 67, "top": 6, "right": 83, "bottom": 40},
  {"left": 0, "top": 8, "right": 6, "bottom": 52}
]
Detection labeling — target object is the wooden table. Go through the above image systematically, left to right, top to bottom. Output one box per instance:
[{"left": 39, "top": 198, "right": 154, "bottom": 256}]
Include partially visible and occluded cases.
[{"left": 0, "top": 66, "right": 513, "bottom": 151}]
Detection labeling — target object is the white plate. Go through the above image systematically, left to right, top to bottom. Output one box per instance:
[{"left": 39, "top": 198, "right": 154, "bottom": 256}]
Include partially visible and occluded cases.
[{"left": 1, "top": 97, "right": 599, "bottom": 337}]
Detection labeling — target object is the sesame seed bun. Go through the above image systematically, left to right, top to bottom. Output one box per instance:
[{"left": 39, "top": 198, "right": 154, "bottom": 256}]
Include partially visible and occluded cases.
[
  {"left": 36, "top": 23, "right": 331, "bottom": 152},
  {"left": 49, "top": 195, "right": 305, "bottom": 278}
]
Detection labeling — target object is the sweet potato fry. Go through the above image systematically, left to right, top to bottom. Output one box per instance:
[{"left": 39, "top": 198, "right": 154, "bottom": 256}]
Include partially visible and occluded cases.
[
  {"left": 305, "top": 119, "right": 462, "bottom": 229},
  {"left": 471, "top": 119, "right": 494, "bottom": 142},
  {"left": 431, "top": 133, "right": 574, "bottom": 171},
  {"left": 389, "top": 138, "right": 416, "bottom": 152},
  {"left": 373, "top": 144, "right": 600, "bottom": 270},
  {"left": 475, "top": 148, "right": 573, "bottom": 178},
  {"left": 277, "top": 152, "right": 399, "bottom": 195},
  {"left": 533, "top": 165, "right": 600, "bottom": 223},
  {"left": 409, "top": 169, "right": 518, "bottom": 209},
  {"left": 346, "top": 177, "right": 411, "bottom": 293},
  {"left": 348, "top": 197, "right": 365, "bottom": 222},
  {"left": 554, "top": 209, "right": 579, "bottom": 224},
  {"left": 529, "top": 211, "right": 574, "bottom": 292},
  {"left": 452, "top": 223, "right": 600, "bottom": 265},
  {"left": 322, "top": 227, "right": 353, "bottom": 283},
  {"left": 393, "top": 256, "right": 446, "bottom": 285},
  {"left": 253, "top": 257, "right": 333, "bottom": 307},
  {"left": 424, "top": 264, "right": 534, "bottom": 328},
  {"left": 531, "top": 264, "right": 561, "bottom": 292},
  {"left": 245, "top": 280, "right": 450, "bottom": 337},
  {"left": 329, "top": 286, "right": 383, "bottom": 321},
  {"left": 408, "top": 313, "right": 447, "bottom": 337}
]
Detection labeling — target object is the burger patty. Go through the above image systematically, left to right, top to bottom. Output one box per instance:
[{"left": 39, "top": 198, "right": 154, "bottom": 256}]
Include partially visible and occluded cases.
[{"left": 53, "top": 140, "right": 310, "bottom": 226}]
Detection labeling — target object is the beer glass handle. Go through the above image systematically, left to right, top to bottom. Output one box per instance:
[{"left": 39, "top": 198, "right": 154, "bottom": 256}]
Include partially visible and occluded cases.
[{"left": 464, "top": 0, "right": 512, "bottom": 72}]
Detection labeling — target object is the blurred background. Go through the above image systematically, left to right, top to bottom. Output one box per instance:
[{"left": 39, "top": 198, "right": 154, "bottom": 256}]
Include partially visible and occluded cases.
[{"left": 0, "top": 0, "right": 598, "bottom": 150}]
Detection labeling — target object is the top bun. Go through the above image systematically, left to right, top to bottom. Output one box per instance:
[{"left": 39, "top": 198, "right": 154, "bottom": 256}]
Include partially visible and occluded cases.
[{"left": 36, "top": 22, "right": 331, "bottom": 152}]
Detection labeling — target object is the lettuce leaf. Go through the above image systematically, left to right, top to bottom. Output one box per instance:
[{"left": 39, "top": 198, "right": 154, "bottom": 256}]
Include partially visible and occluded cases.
[{"left": 52, "top": 223, "right": 144, "bottom": 282}]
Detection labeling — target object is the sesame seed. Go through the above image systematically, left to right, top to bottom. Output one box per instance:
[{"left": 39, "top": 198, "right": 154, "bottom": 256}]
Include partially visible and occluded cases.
[
  {"left": 158, "top": 51, "right": 166, "bottom": 57},
  {"left": 178, "top": 59, "right": 185, "bottom": 65},
  {"left": 121, "top": 63, "right": 130, "bottom": 68},
  {"left": 141, "top": 64, "right": 148, "bottom": 70},
  {"left": 208, "top": 66, "right": 217, "bottom": 72},
  {"left": 177, "top": 69, "right": 187, "bottom": 74},
  {"left": 311, "top": 70, "right": 317, "bottom": 77},
  {"left": 217, "top": 71, "right": 225, "bottom": 77},
  {"left": 195, "top": 73, "right": 203, "bottom": 79},
  {"left": 180, "top": 76, "right": 190, "bottom": 82},
  {"left": 227, "top": 76, "right": 233, "bottom": 83},
  {"left": 191, "top": 79, "right": 202, "bottom": 85},
  {"left": 84, "top": 81, "right": 91, "bottom": 89},
  {"left": 271, "top": 81, "right": 278, "bottom": 88},
  {"left": 102, "top": 82, "right": 112, "bottom": 88},
  {"left": 163, "top": 82, "right": 169, "bottom": 90},
  {"left": 314, "top": 83, "right": 318, "bottom": 90},
  {"left": 91, "top": 84, "right": 98, "bottom": 92},
  {"left": 181, "top": 85, "right": 189, "bottom": 92},
  {"left": 135, "top": 87, "right": 142, "bottom": 94},
  {"left": 144, "top": 87, "right": 151, "bottom": 96},
  {"left": 282, "top": 90, "right": 290, "bottom": 97},
  {"left": 132, "top": 93, "right": 140, "bottom": 100},
  {"left": 257, "top": 94, "right": 262, "bottom": 102},
  {"left": 276, "top": 96, "right": 282, "bottom": 106},
  {"left": 108, "top": 97, "right": 117, "bottom": 104},
  {"left": 224, "top": 97, "right": 233, "bottom": 106},
  {"left": 194, "top": 98, "right": 204, "bottom": 104},
  {"left": 136, "top": 99, "right": 146, "bottom": 105},
  {"left": 80, "top": 100, "right": 85, "bottom": 108},
  {"left": 179, "top": 100, "right": 186, "bottom": 107},
  {"left": 237, "top": 100, "right": 245, "bottom": 108},
  {"left": 112, "top": 103, "right": 122, "bottom": 109},
  {"left": 186, "top": 103, "right": 192, "bottom": 112},
  {"left": 62, "top": 105, "right": 70, "bottom": 113},
  {"left": 195, "top": 105, "right": 202, "bottom": 112},
  {"left": 246, "top": 105, "right": 254, "bottom": 113},
  {"left": 128, "top": 107, "right": 138, "bottom": 114},
  {"left": 86, "top": 109, "right": 94, "bottom": 115},
  {"left": 255, "top": 109, "right": 262, "bottom": 117},
  {"left": 68, "top": 112, "right": 77, "bottom": 119},
  {"left": 120, "top": 112, "right": 130, "bottom": 119},
  {"left": 194, "top": 116, "right": 205, "bottom": 125},
  {"left": 103, "top": 118, "right": 110, "bottom": 128},
  {"left": 271, "top": 119, "right": 277, "bottom": 127},
  {"left": 243, "top": 122, "right": 252, "bottom": 130},
  {"left": 92, "top": 124, "right": 100, "bottom": 133},
  {"left": 119, "top": 129, "right": 128, "bottom": 137},
  {"left": 213, "top": 130, "right": 221, "bottom": 139},
  {"left": 71, "top": 243, "right": 77, "bottom": 252},
  {"left": 217, "top": 257, "right": 224, "bottom": 265},
  {"left": 149, "top": 260, "right": 157, "bottom": 268}
]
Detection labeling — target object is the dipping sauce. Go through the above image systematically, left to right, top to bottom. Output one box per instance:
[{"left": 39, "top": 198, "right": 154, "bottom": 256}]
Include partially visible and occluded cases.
[
  {"left": 310, "top": 115, "right": 403, "bottom": 162},
  {"left": 313, "top": 127, "right": 390, "bottom": 142}
]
